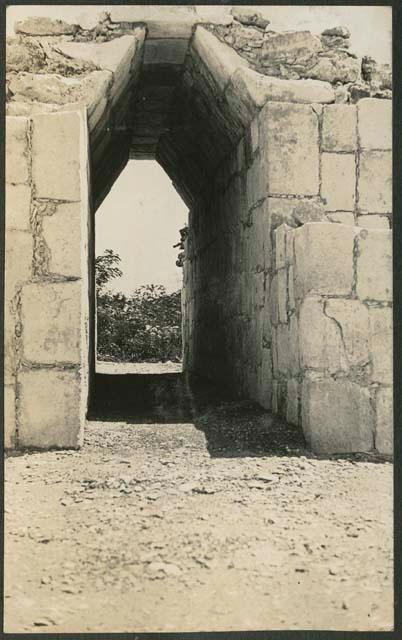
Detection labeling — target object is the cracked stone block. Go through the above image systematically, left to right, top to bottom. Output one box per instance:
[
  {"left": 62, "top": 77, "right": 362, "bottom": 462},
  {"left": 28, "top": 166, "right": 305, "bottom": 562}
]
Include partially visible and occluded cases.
[
  {"left": 358, "top": 98, "right": 392, "bottom": 151},
  {"left": 260, "top": 102, "right": 319, "bottom": 196},
  {"left": 322, "top": 104, "right": 357, "bottom": 152},
  {"left": 32, "top": 110, "right": 85, "bottom": 201},
  {"left": 6, "top": 116, "right": 29, "bottom": 184},
  {"left": 358, "top": 150, "right": 392, "bottom": 213},
  {"left": 322, "top": 153, "right": 355, "bottom": 211},
  {"left": 5, "top": 183, "right": 31, "bottom": 231},
  {"left": 42, "top": 203, "right": 82, "bottom": 278},
  {"left": 357, "top": 214, "right": 390, "bottom": 229},
  {"left": 294, "top": 223, "right": 356, "bottom": 298},
  {"left": 356, "top": 228, "right": 392, "bottom": 302},
  {"left": 5, "top": 230, "right": 33, "bottom": 296},
  {"left": 277, "top": 268, "right": 288, "bottom": 323},
  {"left": 21, "top": 281, "right": 81, "bottom": 364},
  {"left": 299, "top": 296, "right": 347, "bottom": 373},
  {"left": 324, "top": 299, "right": 369, "bottom": 367},
  {"left": 369, "top": 307, "right": 392, "bottom": 384},
  {"left": 18, "top": 368, "right": 82, "bottom": 449},
  {"left": 302, "top": 378, "right": 375, "bottom": 454},
  {"left": 286, "top": 379, "right": 299, "bottom": 426},
  {"left": 4, "top": 384, "right": 16, "bottom": 449},
  {"left": 375, "top": 386, "right": 393, "bottom": 455}
]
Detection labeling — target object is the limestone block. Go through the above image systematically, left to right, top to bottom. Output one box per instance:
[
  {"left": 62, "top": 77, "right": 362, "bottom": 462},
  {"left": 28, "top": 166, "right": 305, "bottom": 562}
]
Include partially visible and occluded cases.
[
  {"left": 15, "top": 16, "right": 78, "bottom": 35},
  {"left": 192, "top": 27, "right": 248, "bottom": 92},
  {"left": 262, "top": 30, "right": 322, "bottom": 66},
  {"left": 6, "top": 35, "right": 46, "bottom": 73},
  {"left": 57, "top": 35, "right": 141, "bottom": 73},
  {"left": 229, "top": 67, "right": 335, "bottom": 110},
  {"left": 358, "top": 98, "right": 392, "bottom": 150},
  {"left": 260, "top": 103, "right": 319, "bottom": 196},
  {"left": 322, "top": 104, "right": 357, "bottom": 152},
  {"left": 32, "top": 111, "right": 84, "bottom": 201},
  {"left": 6, "top": 116, "right": 29, "bottom": 184},
  {"left": 358, "top": 151, "right": 392, "bottom": 213},
  {"left": 322, "top": 153, "right": 355, "bottom": 211},
  {"left": 5, "top": 183, "right": 31, "bottom": 231},
  {"left": 42, "top": 203, "right": 82, "bottom": 278},
  {"left": 327, "top": 212, "right": 355, "bottom": 225},
  {"left": 357, "top": 214, "right": 390, "bottom": 229},
  {"left": 275, "top": 223, "right": 291, "bottom": 270},
  {"left": 294, "top": 223, "right": 356, "bottom": 298},
  {"left": 356, "top": 228, "right": 392, "bottom": 302},
  {"left": 5, "top": 230, "right": 33, "bottom": 295},
  {"left": 286, "top": 230, "right": 295, "bottom": 264},
  {"left": 288, "top": 266, "right": 295, "bottom": 311},
  {"left": 277, "top": 268, "right": 288, "bottom": 323},
  {"left": 269, "top": 274, "right": 279, "bottom": 326},
  {"left": 21, "top": 281, "right": 81, "bottom": 364},
  {"left": 299, "top": 296, "right": 347, "bottom": 373},
  {"left": 4, "top": 299, "right": 16, "bottom": 385},
  {"left": 325, "top": 299, "right": 369, "bottom": 367},
  {"left": 369, "top": 307, "right": 392, "bottom": 384},
  {"left": 288, "top": 314, "right": 300, "bottom": 375},
  {"left": 276, "top": 324, "right": 290, "bottom": 375},
  {"left": 257, "top": 349, "right": 273, "bottom": 410},
  {"left": 18, "top": 368, "right": 82, "bottom": 449},
  {"left": 302, "top": 378, "right": 375, "bottom": 454},
  {"left": 286, "top": 379, "right": 299, "bottom": 426},
  {"left": 272, "top": 380, "right": 279, "bottom": 414},
  {"left": 4, "top": 384, "right": 16, "bottom": 449},
  {"left": 375, "top": 386, "right": 393, "bottom": 455}
]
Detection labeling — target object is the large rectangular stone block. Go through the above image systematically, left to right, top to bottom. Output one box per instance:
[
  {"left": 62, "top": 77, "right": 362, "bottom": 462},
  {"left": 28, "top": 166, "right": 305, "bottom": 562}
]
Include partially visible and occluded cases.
[
  {"left": 358, "top": 98, "right": 392, "bottom": 151},
  {"left": 260, "top": 102, "right": 319, "bottom": 196},
  {"left": 322, "top": 104, "right": 357, "bottom": 152},
  {"left": 32, "top": 110, "right": 84, "bottom": 200},
  {"left": 6, "top": 116, "right": 30, "bottom": 184},
  {"left": 358, "top": 150, "right": 392, "bottom": 213},
  {"left": 321, "top": 153, "right": 355, "bottom": 211},
  {"left": 5, "top": 183, "right": 31, "bottom": 231},
  {"left": 42, "top": 203, "right": 82, "bottom": 278},
  {"left": 294, "top": 223, "right": 357, "bottom": 298},
  {"left": 356, "top": 228, "right": 392, "bottom": 302},
  {"left": 5, "top": 230, "right": 33, "bottom": 296},
  {"left": 277, "top": 268, "right": 288, "bottom": 323},
  {"left": 21, "top": 281, "right": 81, "bottom": 364},
  {"left": 299, "top": 296, "right": 347, "bottom": 373},
  {"left": 324, "top": 299, "right": 369, "bottom": 367},
  {"left": 369, "top": 307, "right": 392, "bottom": 384},
  {"left": 276, "top": 323, "right": 290, "bottom": 375},
  {"left": 18, "top": 368, "right": 82, "bottom": 449},
  {"left": 302, "top": 378, "right": 375, "bottom": 454},
  {"left": 4, "top": 384, "right": 16, "bottom": 449},
  {"left": 375, "top": 386, "right": 393, "bottom": 456}
]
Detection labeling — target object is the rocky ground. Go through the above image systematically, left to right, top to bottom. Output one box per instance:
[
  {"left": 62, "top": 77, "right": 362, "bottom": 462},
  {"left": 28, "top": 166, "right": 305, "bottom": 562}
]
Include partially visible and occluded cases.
[{"left": 5, "top": 386, "right": 393, "bottom": 633}]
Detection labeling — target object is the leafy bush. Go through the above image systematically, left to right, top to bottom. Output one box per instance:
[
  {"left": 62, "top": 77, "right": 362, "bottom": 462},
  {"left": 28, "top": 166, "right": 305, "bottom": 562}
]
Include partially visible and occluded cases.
[{"left": 95, "top": 251, "right": 182, "bottom": 363}]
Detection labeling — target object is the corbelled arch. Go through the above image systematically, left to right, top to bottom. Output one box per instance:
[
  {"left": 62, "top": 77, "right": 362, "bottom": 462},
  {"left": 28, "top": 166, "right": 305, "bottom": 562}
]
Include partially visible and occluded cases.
[{"left": 5, "top": 7, "right": 393, "bottom": 456}]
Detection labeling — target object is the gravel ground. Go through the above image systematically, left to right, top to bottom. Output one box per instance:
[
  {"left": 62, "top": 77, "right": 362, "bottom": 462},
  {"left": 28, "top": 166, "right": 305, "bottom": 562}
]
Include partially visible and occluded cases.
[{"left": 5, "top": 398, "right": 393, "bottom": 633}]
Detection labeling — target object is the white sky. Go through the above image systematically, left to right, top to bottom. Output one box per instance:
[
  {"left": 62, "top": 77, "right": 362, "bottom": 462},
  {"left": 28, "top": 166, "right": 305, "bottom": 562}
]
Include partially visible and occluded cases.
[{"left": 95, "top": 161, "right": 187, "bottom": 294}]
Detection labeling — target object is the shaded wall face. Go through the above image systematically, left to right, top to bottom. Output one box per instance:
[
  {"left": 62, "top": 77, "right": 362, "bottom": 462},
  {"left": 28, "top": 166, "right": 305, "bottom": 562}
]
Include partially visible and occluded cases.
[{"left": 183, "top": 98, "right": 392, "bottom": 456}]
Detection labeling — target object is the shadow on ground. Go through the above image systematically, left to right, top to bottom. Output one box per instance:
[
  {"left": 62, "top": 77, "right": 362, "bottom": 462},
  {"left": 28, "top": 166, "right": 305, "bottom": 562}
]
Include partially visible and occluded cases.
[{"left": 89, "top": 372, "right": 307, "bottom": 458}]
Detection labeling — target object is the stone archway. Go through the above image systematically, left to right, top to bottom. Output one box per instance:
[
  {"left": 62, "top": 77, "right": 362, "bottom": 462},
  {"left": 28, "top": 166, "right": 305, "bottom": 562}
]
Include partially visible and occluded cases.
[{"left": 5, "top": 6, "right": 392, "bottom": 456}]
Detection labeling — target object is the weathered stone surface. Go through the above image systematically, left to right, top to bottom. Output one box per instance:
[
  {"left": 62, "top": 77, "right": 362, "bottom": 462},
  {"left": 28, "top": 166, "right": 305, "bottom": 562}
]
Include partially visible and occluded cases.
[
  {"left": 231, "top": 8, "right": 269, "bottom": 30},
  {"left": 15, "top": 16, "right": 78, "bottom": 36},
  {"left": 321, "top": 26, "right": 351, "bottom": 38},
  {"left": 192, "top": 27, "right": 248, "bottom": 92},
  {"left": 262, "top": 31, "right": 322, "bottom": 70},
  {"left": 6, "top": 36, "right": 46, "bottom": 72},
  {"left": 144, "top": 38, "right": 189, "bottom": 65},
  {"left": 307, "top": 51, "right": 360, "bottom": 84},
  {"left": 361, "top": 56, "right": 392, "bottom": 90},
  {"left": 229, "top": 67, "right": 335, "bottom": 109},
  {"left": 358, "top": 98, "right": 392, "bottom": 150},
  {"left": 6, "top": 101, "right": 58, "bottom": 116},
  {"left": 260, "top": 102, "right": 319, "bottom": 196},
  {"left": 322, "top": 104, "right": 357, "bottom": 152},
  {"left": 32, "top": 110, "right": 84, "bottom": 200},
  {"left": 6, "top": 116, "right": 30, "bottom": 184},
  {"left": 358, "top": 151, "right": 392, "bottom": 213},
  {"left": 321, "top": 153, "right": 355, "bottom": 211},
  {"left": 5, "top": 183, "right": 31, "bottom": 231},
  {"left": 42, "top": 203, "right": 82, "bottom": 277},
  {"left": 327, "top": 212, "right": 355, "bottom": 225},
  {"left": 357, "top": 214, "right": 389, "bottom": 229},
  {"left": 294, "top": 223, "right": 356, "bottom": 298},
  {"left": 275, "top": 224, "right": 291, "bottom": 270},
  {"left": 356, "top": 228, "right": 392, "bottom": 302},
  {"left": 5, "top": 230, "right": 33, "bottom": 295},
  {"left": 288, "top": 266, "right": 295, "bottom": 311},
  {"left": 277, "top": 268, "right": 288, "bottom": 323},
  {"left": 21, "top": 281, "right": 81, "bottom": 364},
  {"left": 299, "top": 296, "right": 347, "bottom": 373},
  {"left": 4, "top": 299, "right": 16, "bottom": 384},
  {"left": 324, "top": 299, "right": 369, "bottom": 367},
  {"left": 369, "top": 308, "right": 392, "bottom": 384},
  {"left": 276, "top": 323, "right": 290, "bottom": 375},
  {"left": 257, "top": 350, "right": 273, "bottom": 410},
  {"left": 18, "top": 368, "right": 82, "bottom": 449},
  {"left": 302, "top": 378, "right": 375, "bottom": 454},
  {"left": 286, "top": 379, "right": 299, "bottom": 426},
  {"left": 4, "top": 384, "right": 16, "bottom": 449},
  {"left": 375, "top": 386, "right": 393, "bottom": 455}
]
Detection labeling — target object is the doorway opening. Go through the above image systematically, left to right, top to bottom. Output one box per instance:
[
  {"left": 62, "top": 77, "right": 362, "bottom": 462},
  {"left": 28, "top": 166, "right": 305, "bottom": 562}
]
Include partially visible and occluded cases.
[{"left": 94, "top": 159, "right": 188, "bottom": 377}]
